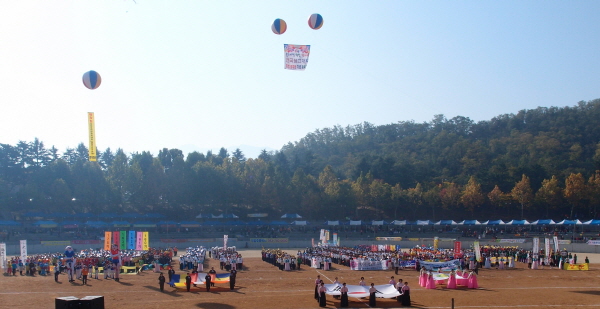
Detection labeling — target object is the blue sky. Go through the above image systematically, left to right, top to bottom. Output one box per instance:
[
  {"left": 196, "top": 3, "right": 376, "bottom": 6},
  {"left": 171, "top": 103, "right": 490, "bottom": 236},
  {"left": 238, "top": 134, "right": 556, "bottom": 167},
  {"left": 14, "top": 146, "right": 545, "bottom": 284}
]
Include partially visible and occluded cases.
[{"left": 1, "top": 1, "right": 598, "bottom": 158}]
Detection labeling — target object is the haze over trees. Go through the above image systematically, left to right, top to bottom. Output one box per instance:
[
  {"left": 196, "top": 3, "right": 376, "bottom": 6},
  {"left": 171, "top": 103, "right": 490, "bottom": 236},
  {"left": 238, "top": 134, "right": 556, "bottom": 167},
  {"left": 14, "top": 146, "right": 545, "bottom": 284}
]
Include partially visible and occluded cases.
[{"left": 2, "top": 99, "right": 600, "bottom": 221}]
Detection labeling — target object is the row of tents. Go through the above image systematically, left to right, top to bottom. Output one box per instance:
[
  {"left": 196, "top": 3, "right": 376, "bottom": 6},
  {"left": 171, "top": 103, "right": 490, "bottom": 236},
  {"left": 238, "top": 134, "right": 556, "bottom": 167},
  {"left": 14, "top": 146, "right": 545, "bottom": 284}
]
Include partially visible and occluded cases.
[
  {"left": 21, "top": 212, "right": 303, "bottom": 220},
  {"left": 2, "top": 218, "right": 599, "bottom": 228},
  {"left": 0, "top": 219, "right": 301, "bottom": 228},
  {"left": 323, "top": 219, "right": 600, "bottom": 226}
]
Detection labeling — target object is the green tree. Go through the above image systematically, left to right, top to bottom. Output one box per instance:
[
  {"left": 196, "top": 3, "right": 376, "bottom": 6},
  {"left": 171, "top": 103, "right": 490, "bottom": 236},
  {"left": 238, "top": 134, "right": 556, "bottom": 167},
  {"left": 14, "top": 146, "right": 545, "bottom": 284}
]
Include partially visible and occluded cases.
[{"left": 535, "top": 175, "right": 563, "bottom": 217}]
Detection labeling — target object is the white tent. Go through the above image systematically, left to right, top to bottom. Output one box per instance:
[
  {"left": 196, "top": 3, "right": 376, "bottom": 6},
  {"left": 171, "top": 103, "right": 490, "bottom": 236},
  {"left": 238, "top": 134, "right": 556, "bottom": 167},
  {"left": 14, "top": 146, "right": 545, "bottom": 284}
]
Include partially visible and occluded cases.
[
  {"left": 291, "top": 220, "right": 307, "bottom": 225},
  {"left": 326, "top": 220, "right": 340, "bottom": 226},
  {"left": 349, "top": 220, "right": 362, "bottom": 225},
  {"left": 371, "top": 220, "right": 384, "bottom": 225},
  {"left": 391, "top": 220, "right": 406, "bottom": 225}
]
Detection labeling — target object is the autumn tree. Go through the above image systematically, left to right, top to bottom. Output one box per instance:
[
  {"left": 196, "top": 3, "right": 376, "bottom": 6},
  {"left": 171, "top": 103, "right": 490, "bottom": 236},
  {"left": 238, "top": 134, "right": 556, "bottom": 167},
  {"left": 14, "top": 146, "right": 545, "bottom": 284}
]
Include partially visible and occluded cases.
[
  {"left": 564, "top": 173, "right": 586, "bottom": 219},
  {"left": 511, "top": 174, "right": 533, "bottom": 219},
  {"left": 460, "top": 176, "right": 485, "bottom": 214},
  {"left": 535, "top": 176, "right": 563, "bottom": 217}
]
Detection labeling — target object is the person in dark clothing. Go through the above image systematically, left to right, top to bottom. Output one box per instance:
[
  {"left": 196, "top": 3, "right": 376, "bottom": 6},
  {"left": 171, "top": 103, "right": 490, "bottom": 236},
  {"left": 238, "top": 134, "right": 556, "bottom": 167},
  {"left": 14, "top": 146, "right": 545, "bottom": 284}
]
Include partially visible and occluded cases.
[
  {"left": 54, "top": 263, "right": 60, "bottom": 282},
  {"left": 168, "top": 268, "right": 175, "bottom": 282},
  {"left": 230, "top": 269, "right": 237, "bottom": 290},
  {"left": 158, "top": 273, "right": 166, "bottom": 292},
  {"left": 185, "top": 273, "right": 192, "bottom": 292},
  {"left": 205, "top": 273, "right": 211, "bottom": 292},
  {"left": 368, "top": 283, "right": 377, "bottom": 307}
]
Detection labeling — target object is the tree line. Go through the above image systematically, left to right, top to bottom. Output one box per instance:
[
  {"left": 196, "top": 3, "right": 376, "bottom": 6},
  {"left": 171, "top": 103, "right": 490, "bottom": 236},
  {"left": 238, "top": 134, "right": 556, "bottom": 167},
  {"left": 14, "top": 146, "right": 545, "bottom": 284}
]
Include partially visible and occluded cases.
[{"left": 1, "top": 99, "right": 600, "bottom": 221}]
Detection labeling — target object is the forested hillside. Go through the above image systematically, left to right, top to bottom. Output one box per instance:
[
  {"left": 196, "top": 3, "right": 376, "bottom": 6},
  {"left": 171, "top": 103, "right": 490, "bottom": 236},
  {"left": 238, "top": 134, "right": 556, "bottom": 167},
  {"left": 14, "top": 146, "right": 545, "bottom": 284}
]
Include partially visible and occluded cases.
[{"left": 2, "top": 99, "right": 600, "bottom": 221}]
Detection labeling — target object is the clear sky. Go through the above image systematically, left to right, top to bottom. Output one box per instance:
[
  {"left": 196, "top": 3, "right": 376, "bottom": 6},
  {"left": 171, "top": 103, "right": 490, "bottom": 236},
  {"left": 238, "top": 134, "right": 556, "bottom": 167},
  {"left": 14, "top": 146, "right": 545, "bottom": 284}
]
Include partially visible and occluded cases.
[{"left": 1, "top": 1, "right": 599, "bottom": 158}]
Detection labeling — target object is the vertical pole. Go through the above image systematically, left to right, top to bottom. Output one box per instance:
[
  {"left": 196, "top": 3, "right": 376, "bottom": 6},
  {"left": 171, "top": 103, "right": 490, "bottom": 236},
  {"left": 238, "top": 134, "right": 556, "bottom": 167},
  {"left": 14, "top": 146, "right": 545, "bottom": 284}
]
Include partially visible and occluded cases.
[{"left": 452, "top": 298, "right": 455, "bottom": 309}]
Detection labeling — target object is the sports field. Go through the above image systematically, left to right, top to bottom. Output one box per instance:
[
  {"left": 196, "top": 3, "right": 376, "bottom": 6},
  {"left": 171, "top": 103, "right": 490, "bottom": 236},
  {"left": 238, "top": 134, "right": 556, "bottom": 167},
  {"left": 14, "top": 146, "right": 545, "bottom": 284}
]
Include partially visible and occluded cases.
[{"left": 1, "top": 250, "right": 599, "bottom": 309}]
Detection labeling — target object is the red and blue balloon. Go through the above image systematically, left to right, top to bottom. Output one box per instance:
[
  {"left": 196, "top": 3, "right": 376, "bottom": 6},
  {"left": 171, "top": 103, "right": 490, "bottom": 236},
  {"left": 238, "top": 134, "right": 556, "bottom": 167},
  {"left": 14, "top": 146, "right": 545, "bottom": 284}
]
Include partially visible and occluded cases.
[
  {"left": 308, "top": 13, "right": 323, "bottom": 30},
  {"left": 82, "top": 70, "right": 101, "bottom": 90}
]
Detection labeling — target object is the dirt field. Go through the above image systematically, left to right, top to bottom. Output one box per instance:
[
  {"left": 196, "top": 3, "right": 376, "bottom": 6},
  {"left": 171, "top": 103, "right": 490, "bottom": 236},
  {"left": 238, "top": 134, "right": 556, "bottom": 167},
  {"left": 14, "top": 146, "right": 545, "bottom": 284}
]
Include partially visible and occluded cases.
[{"left": 1, "top": 250, "right": 600, "bottom": 309}]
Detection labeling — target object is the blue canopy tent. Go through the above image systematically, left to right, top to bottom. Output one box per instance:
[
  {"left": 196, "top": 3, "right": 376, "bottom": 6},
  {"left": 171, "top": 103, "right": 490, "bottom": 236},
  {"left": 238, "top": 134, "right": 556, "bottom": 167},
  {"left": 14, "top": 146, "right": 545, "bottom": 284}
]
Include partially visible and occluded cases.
[
  {"left": 195, "top": 213, "right": 214, "bottom": 219},
  {"left": 281, "top": 213, "right": 302, "bottom": 219},
  {"left": 485, "top": 219, "right": 506, "bottom": 225},
  {"left": 530, "top": 219, "right": 556, "bottom": 225},
  {"left": 556, "top": 219, "right": 583, "bottom": 225},
  {"left": 582, "top": 219, "right": 600, "bottom": 225},
  {"left": 270, "top": 220, "right": 289, "bottom": 225},
  {"left": 291, "top": 220, "right": 308, "bottom": 225},
  {"left": 326, "top": 220, "right": 340, "bottom": 226},
  {"left": 348, "top": 220, "right": 362, "bottom": 226},
  {"left": 371, "top": 220, "right": 386, "bottom": 225},
  {"left": 390, "top": 220, "right": 406, "bottom": 225},
  {"left": 416, "top": 220, "right": 432, "bottom": 225},
  {"left": 435, "top": 220, "right": 458, "bottom": 225},
  {"left": 459, "top": 220, "right": 482, "bottom": 225},
  {"left": 506, "top": 220, "right": 531, "bottom": 225}
]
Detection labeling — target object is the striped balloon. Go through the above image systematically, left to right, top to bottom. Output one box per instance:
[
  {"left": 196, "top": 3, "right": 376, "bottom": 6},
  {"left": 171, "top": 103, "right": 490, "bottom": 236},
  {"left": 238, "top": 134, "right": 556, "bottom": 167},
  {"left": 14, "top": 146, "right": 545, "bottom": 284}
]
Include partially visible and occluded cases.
[
  {"left": 307, "top": 13, "right": 323, "bottom": 30},
  {"left": 271, "top": 18, "right": 287, "bottom": 35},
  {"left": 82, "top": 70, "right": 101, "bottom": 90}
]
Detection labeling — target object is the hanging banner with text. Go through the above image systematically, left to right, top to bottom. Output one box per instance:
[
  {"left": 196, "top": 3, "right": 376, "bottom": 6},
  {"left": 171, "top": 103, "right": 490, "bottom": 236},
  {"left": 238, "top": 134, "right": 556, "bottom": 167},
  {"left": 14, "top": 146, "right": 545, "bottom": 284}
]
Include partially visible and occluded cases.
[
  {"left": 284, "top": 44, "right": 310, "bottom": 70},
  {"left": 87, "top": 112, "right": 97, "bottom": 161},
  {"left": 104, "top": 231, "right": 112, "bottom": 250},
  {"left": 128, "top": 231, "right": 136, "bottom": 250},
  {"left": 142, "top": 232, "right": 149, "bottom": 250},
  {"left": 20, "top": 240, "right": 27, "bottom": 264},
  {"left": 0, "top": 243, "right": 6, "bottom": 270}
]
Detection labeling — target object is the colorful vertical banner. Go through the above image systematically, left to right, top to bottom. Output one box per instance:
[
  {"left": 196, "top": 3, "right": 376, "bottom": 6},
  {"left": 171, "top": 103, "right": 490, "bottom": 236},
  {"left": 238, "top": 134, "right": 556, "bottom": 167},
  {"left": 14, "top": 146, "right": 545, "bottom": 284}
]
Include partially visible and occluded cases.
[
  {"left": 284, "top": 44, "right": 310, "bottom": 70},
  {"left": 87, "top": 112, "right": 97, "bottom": 161},
  {"left": 104, "top": 231, "right": 112, "bottom": 250},
  {"left": 113, "top": 231, "right": 120, "bottom": 248},
  {"left": 120, "top": 231, "right": 127, "bottom": 250},
  {"left": 128, "top": 231, "right": 136, "bottom": 250},
  {"left": 136, "top": 232, "right": 143, "bottom": 250},
  {"left": 142, "top": 232, "right": 149, "bottom": 250},
  {"left": 333, "top": 233, "right": 338, "bottom": 246},
  {"left": 224, "top": 235, "right": 228, "bottom": 249},
  {"left": 336, "top": 236, "right": 340, "bottom": 247},
  {"left": 433, "top": 237, "right": 439, "bottom": 250},
  {"left": 311, "top": 238, "right": 315, "bottom": 247},
  {"left": 544, "top": 238, "right": 551, "bottom": 265},
  {"left": 20, "top": 240, "right": 27, "bottom": 264},
  {"left": 454, "top": 241, "right": 462, "bottom": 254},
  {"left": 473, "top": 241, "right": 481, "bottom": 262},
  {"left": 0, "top": 243, "right": 7, "bottom": 271}
]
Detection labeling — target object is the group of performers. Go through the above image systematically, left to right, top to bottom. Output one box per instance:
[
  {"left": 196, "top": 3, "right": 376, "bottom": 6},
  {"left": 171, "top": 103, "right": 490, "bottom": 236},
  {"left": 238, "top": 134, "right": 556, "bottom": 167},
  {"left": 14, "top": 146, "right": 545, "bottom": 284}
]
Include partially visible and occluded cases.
[
  {"left": 209, "top": 246, "right": 244, "bottom": 271},
  {"left": 261, "top": 249, "right": 300, "bottom": 270},
  {"left": 419, "top": 268, "right": 479, "bottom": 289}
]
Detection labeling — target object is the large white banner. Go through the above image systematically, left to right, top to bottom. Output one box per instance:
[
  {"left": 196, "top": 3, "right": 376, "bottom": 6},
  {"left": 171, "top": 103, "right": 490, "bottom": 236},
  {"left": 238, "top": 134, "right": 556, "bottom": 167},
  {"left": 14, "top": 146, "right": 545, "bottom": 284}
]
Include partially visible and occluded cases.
[
  {"left": 284, "top": 44, "right": 310, "bottom": 70},
  {"left": 223, "top": 235, "right": 228, "bottom": 249},
  {"left": 553, "top": 236, "right": 560, "bottom": 252},
  {"left": 532, "top": 237, "right": 539, "bottom": 254},
  {"left": 544, "top": 238, "right": 551, "bottom": 264},
  {"left": 497, "top": 239, "right": 526, "bottom": 243},
  {"left": 20, "top": 240, "right": 27, "bottom": 264},
  {"left": 587, "top": 240, "right": 600, "bottom": 245},
  {"left": 473, "top": 241, "right": 481, "bottom": 261},
  {"left": 0, "top": 243, "right": 6, "bottom": 271},
  {"left": 349, "top": 259, "right": 390, "bottom": 271},
  {"left": 418, "top": 259, "right": 461, "bottom": 271},
  {"left": 324, "top": 283, "right": 400, "bottom": 298}
]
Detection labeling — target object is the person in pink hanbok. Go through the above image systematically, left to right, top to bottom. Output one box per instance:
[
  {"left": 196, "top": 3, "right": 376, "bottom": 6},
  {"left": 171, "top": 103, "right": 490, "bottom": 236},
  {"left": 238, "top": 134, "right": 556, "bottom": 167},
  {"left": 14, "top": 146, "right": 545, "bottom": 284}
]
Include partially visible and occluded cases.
[
  {"left": 419, "top": 268, "right": 427, "bottom": 287},
  {"left": 447, "top": 269, "right": 457, "bottom": 289},
  {"left": 426, "top": 271, "right": 436, "bottom": 289},
  {"left": 468, "top": 271, "right": 479, "bottom": 289}
]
